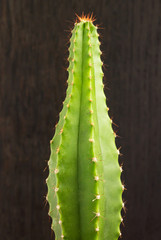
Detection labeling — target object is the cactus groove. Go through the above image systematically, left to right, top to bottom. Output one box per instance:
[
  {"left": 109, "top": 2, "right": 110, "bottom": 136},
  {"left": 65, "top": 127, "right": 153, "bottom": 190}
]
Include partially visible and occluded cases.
[{"left": 46, "top": 14, "right": 124, "bottom": 240}]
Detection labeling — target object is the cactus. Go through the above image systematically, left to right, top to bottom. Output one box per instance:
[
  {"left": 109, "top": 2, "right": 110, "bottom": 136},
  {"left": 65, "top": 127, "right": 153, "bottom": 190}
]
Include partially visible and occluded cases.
[{"left": 46, "top": 14, "right": 124, "bottom": 240}]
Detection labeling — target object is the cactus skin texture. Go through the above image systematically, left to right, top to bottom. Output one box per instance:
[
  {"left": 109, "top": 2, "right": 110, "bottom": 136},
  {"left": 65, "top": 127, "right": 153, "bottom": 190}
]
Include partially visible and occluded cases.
[{"left": 46, "top": 14, "right": 123, "bottom": 240}]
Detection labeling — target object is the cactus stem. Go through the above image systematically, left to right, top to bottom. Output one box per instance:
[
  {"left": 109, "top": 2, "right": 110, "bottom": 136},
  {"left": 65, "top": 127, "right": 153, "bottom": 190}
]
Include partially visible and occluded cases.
[{"left": 47, "top": 16, "right": 123, "bottom": 240}]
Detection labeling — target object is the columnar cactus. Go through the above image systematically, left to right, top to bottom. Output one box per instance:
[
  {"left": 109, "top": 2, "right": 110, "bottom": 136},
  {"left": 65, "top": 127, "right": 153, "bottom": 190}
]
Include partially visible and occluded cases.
[{"left": 46, "top": 14, "right": 124, "bottom": 240}]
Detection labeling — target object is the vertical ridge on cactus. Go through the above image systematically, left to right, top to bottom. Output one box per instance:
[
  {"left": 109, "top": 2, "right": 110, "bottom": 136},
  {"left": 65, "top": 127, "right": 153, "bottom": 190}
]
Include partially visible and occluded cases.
[{"left": 46, "top": 14, "right": 123, "bottom": 240}]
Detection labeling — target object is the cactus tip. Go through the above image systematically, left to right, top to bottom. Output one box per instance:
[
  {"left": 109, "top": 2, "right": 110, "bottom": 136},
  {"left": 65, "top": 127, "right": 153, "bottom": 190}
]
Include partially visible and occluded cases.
[{"left": 75, "top": 12, "right": 96, "bottom": 23}]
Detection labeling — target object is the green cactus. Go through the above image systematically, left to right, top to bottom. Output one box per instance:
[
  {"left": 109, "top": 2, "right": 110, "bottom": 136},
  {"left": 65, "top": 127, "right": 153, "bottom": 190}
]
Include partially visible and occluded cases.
[{"left": 46, "top": 14, "right": 124, "bottom": 240}]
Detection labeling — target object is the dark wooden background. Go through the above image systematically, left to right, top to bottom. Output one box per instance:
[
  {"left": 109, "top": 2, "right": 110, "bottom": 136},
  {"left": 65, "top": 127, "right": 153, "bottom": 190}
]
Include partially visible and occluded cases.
[{"left": 0, "top": 0, "right": 161, "bottom": 239}]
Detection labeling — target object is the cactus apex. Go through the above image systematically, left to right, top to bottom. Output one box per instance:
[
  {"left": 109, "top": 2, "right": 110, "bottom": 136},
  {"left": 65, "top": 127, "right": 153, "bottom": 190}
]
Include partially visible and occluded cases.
[{"left": 75, "top": 12, "right": 96, "bottom": 23}]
